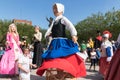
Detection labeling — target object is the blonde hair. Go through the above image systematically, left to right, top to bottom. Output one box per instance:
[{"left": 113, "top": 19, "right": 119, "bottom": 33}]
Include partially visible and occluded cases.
[{"left": 8, "top": 23, "right": 18, "bottom": 35}]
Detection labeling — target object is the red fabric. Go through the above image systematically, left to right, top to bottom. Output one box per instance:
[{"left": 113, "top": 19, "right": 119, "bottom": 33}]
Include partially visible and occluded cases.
[
  {"left": 103, "top": 30, "right": 112, "bottom": 38},
  {"left": 96, "top": 36, "right": 102, "bottom": 41},
  {"left": 105, "top": 49, "right": 120, "bottom": 80},
  {"left": 36, "top": 54, "right": 86, "bottom": 78},
  {"left": 99, "top": 57, "right": 110, "bottom": 77}
]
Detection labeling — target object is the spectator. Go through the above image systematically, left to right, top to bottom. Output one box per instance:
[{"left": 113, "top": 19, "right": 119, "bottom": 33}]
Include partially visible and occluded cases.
[
  {"left": 32, "top": 26, "right": 43, "bottom": 67},
  {"left": 18, "top": 48, "right": 36, "bottom": 80},
  {"left": 89, "top": 48, "right": 97, "bottom": 71}
]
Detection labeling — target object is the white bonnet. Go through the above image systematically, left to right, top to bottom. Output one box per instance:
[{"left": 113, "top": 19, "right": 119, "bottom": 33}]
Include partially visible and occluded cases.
[
  {"left": 55, "top": 3, "right": 64, "bottom": 13},
  {"left": 103, "top": 34, "right": 109, "bottom": 38}
]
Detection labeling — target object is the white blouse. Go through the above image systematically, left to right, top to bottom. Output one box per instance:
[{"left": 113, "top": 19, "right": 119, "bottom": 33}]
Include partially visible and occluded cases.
[
  {"left": 45, "top": 15, "right": 77, "bottom": 38},
  {"left": 34, "top": 32, "right": 42, "bottom": 41},
  {"left": 101, "top": 40, "right": 113, "bottom": 61},
  {"left": 18, "top": 54, "right": 30, "bottom": 80}
]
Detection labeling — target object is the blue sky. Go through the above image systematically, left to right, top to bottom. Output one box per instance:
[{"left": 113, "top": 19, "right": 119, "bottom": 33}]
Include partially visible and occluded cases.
[{"left": 0, "top": 0, "right": 120, "bottom": 29}]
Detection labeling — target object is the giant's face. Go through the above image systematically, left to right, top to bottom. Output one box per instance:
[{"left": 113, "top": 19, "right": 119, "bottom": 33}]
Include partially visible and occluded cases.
[{"left": 53, "top": 4, "right": 58, "bottom": 16}]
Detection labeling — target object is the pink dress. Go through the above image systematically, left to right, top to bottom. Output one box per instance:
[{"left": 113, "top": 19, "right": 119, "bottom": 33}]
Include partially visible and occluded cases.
[{"left": 0, "top": 33, "right": 22, "bottom": 74}]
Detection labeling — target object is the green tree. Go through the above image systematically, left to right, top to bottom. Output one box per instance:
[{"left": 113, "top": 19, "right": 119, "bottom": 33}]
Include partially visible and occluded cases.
[{"left": 75, "top": 9, "right": 120, "bottom": 43}]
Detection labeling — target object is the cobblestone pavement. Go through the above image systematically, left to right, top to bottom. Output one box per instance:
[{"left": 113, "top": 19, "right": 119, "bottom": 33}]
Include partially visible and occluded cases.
[{"left": 0, "top": 62, "right": 103, "bottom": 80}]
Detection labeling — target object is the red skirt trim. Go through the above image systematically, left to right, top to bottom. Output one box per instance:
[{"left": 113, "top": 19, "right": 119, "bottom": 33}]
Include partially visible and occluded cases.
[
  {"left": 36, "top": 54, "right": 86, "bottom": 78},
  {"left": 99, "top": 57, "right": 110, "bottom": 76}
]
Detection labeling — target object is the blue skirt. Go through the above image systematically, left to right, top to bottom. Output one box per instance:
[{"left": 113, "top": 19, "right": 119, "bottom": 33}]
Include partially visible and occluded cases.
[{"left": 42, "top": 38, "right": 80, "bottom": 59}]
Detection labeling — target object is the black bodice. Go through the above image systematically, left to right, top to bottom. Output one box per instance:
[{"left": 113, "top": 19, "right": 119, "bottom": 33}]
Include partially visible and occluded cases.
[{"left": 51, "top": 19, "right": 66, "bottom": 38}]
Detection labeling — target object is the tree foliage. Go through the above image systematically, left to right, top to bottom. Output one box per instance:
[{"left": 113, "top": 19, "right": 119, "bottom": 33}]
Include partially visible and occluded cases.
[
  {"left": 75, "top": 9, "right": 120, "bottom": 43},
  {"left": 0, "top": 20, "right": 46, "bottom": 46}
]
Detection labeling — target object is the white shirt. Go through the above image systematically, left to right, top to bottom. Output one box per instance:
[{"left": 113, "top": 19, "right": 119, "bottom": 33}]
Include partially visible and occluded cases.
[
  {"left": 45, "top": 15, "right": 77, "bottom": 38},
  {"left": 34, "top": 32, "right": 42, "bottom": 41},
  {"left": 101, "top": 40, "right": 113, "bottom": 61},
  {"left": 101, "top": 40, "right": 113, "bottom": 57},
  {"left": 90, "top": 52, "right": 97, "bottom": 59},
  {"left": 18, "top": 54, "right": 30, "bottom": 80}
]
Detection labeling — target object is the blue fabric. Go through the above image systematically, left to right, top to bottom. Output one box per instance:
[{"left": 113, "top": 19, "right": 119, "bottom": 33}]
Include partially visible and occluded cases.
[
  {"left": 42, "top": 38, "right": 80, "bottom": 59},
  {"left": 106, "top": 47, "right": 111, "bottom": 57},
  {"left": 0, "top": 50, "right": 4, "bottom": 55},
  {"left": 96, "top": 50, "right": 101, "bottom": 59}
]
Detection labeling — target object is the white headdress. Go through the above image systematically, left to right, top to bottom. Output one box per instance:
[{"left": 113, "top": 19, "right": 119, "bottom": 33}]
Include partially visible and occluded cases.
[
  {"left": 55, "top": 3, "right": 64, "bottom": 13},
  {"left": 103, "top": 34, "right": 109, "bottom": 38}
]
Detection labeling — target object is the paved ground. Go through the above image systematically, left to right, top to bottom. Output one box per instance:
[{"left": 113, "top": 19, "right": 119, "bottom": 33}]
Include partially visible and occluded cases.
[{"left": 0, "top": 62, "right": 103, "bottom": 80}]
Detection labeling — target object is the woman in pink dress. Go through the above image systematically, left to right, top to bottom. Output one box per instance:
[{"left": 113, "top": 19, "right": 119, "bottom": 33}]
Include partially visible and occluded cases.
[{"left": 0, "top": 23, "right": 22, "bottom": 75}]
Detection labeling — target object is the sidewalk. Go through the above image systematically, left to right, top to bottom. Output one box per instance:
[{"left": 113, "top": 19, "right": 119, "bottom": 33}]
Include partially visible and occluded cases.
[
  {"left": 0, "top": 62, "right": 103, "bottom": 80},
  {"left": 80, "top": 62, "right": 103, "bottom": 80}
]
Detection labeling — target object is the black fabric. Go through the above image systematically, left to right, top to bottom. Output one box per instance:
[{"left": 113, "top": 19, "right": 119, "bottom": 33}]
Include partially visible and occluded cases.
[
  {"left": 52, "top": 19, "right": 66, "bottom": 38},
  {"left": 94, "top": 39, "right": 102, "bottom": 49},
  {"left": 32, "top": 41, "right": 43, "bottom": 67}
]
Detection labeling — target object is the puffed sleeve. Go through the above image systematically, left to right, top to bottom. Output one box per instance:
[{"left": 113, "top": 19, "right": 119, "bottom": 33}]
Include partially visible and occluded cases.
[
  {"left": 61, "top": 17, "right": 77, "bottom": 36},
  {"left": 45, "top": 21, "right": 54, "bottom": 38},
  {"left": 6, "top": 32, "right": 10, "bottom": 43},
  {"left": 34, "top": 32, "right": 42, "bottom": 41},
  {"left": 6, "top": 33, "right": 15, "bottom": 49},
  {"left": 17, "top": 35, "right": 21, "bottom": 46},
  {"left": 106, "top": 47, "right": 112, "bottom": 61}
]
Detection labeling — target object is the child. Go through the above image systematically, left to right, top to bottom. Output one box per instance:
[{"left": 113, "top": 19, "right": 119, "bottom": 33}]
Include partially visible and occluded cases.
[
  {"left": 77, "top": 41, "right": 88, "bottom": 62},
  {"left": 18, "top": 48, "right": 36, "bottom": 80},
  {"left": 89, "top": 48, "right": 97, "bottom": 71}
]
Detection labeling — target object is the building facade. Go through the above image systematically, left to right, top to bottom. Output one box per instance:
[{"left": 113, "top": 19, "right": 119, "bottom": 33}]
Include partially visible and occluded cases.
[{"left": 13, "top": 19, "right": 32, "bottom": 25}]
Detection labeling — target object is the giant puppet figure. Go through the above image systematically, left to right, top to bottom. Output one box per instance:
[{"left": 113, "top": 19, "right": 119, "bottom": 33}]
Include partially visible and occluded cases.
[
  {"left": 37, "top": 3, "right": 86, "bottom": 80},
  {"left": 99, "top": 30, "right": 113, "bottom": 78},
  {"left": 105, "top": 33, "right": 120, "bottom": 80}
]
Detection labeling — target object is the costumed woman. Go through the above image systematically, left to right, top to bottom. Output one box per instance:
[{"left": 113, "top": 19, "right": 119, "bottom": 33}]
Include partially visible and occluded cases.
[
  {"left": 37, "top": 3, "right": 86, "bottom": 80},
  {"left": 0, "top": 23, "right": 22, "bottom": 75},
  {"left": 32, "top": 26, "right": 43, "bottom": 67},
  {"left": 99, "top": 30, "right": 113, "bottom": 78},
  {"left": 105, "top": 33, "right": 120, "bottom": 80}
]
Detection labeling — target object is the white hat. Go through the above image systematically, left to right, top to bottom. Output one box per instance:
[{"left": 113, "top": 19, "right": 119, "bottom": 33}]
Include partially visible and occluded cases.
[
  {"left": 55, "top": 3, "right": 64, "bottom": 13},
  {"left": 103, "top": 34, "right": 109, "bottom": 38}
]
